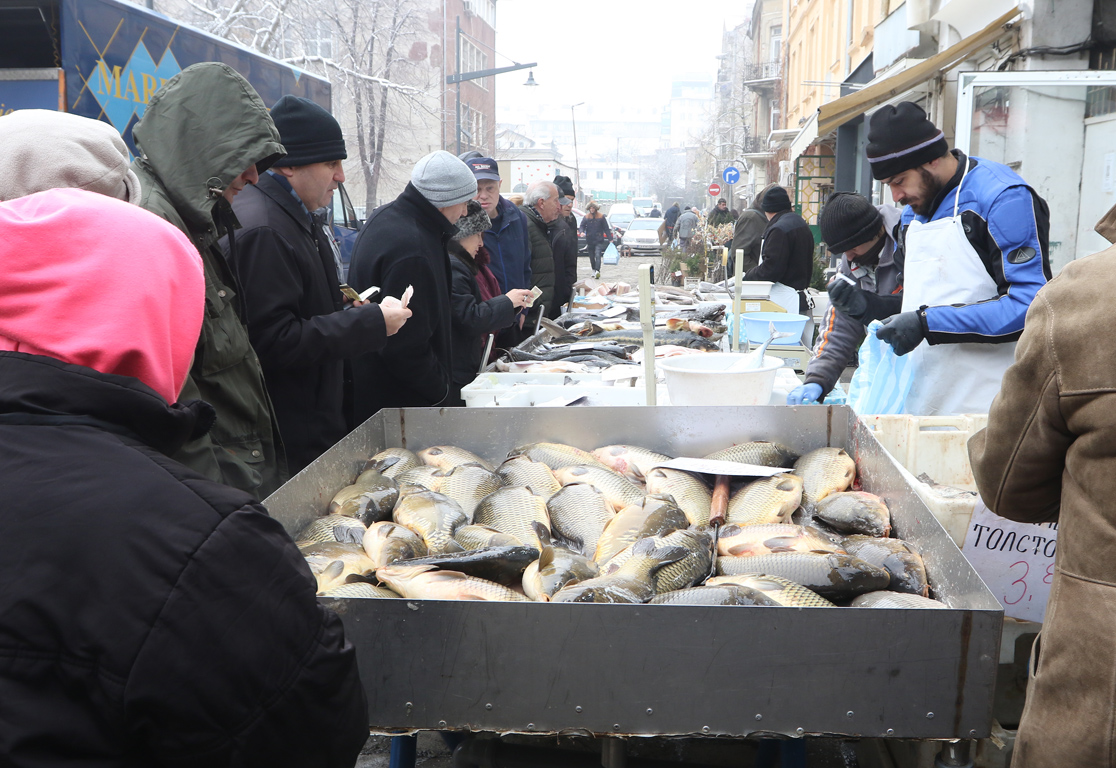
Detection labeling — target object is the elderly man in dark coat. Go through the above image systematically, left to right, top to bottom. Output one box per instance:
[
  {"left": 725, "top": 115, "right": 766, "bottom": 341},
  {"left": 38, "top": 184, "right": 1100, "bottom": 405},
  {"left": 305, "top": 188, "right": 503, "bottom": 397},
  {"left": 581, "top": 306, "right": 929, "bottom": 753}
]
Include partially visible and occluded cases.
[{"left": 347, "top": 150, "right": 476, "bottom": 421}]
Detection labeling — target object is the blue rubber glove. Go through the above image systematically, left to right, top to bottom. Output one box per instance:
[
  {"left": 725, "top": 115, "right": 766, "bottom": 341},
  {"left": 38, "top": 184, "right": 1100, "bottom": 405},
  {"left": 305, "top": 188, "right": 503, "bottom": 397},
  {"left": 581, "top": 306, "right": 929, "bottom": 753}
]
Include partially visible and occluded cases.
[
  {"left": 876, "top": 311, "right": 925, "bottom": 356},
  {"left": 787, "top": 383, "right": 823, "bottom": 405}
]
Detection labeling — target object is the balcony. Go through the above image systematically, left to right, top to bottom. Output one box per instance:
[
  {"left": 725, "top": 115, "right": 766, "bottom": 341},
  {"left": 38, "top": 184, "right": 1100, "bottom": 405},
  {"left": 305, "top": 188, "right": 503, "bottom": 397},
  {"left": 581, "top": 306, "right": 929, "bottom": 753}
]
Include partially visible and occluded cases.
[
  {"left": 742, "top": 60, "right": 782, "bottom": 89},
  {"left": 741, "top": 136, "right": 773, "bottom": 156}
]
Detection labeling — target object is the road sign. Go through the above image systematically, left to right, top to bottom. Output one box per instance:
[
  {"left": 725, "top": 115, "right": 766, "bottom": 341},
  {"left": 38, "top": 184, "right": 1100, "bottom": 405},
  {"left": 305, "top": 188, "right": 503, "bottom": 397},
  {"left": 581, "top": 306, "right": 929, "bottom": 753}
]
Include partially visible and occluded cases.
[
  {"left": 722, "top": 166, "right": 740, "bottom": 185},
  {"left": 708, "top": 182, "right": 721, "bottom": 196}
]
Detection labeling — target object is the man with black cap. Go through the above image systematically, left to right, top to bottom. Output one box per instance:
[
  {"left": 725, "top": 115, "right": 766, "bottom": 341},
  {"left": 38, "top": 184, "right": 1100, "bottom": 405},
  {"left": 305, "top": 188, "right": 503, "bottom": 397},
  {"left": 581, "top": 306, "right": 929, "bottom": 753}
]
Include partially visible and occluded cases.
[
  {"left": 225, "top": 95, "right": 412, "bottom": 473},
  {"left": 867, "top": 101, "right": 1049, "bottom": 415},
  {"left": 348, "top": 150, "right": 477, "bottom": 420},
  {"left": 550, "top": 174, "right": 579, "bottom": 317},
  {"left": 744, "top": 185, "right": 815, "bottom": 315},
  {"left": 787, "top": 192, "right": 903, "bottom": 404}
]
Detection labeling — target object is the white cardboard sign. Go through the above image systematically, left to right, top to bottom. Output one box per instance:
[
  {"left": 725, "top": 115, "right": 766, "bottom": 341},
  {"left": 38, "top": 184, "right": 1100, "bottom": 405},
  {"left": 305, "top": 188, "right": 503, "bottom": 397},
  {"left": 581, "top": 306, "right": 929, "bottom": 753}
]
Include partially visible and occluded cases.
[{"left": 961, "top": 500, "right": 1058, "bottom": 623}]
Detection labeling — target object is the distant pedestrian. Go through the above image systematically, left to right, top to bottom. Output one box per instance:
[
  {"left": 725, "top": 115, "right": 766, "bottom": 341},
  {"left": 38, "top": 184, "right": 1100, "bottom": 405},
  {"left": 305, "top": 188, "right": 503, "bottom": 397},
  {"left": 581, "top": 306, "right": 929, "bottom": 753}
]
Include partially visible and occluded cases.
[
  {"left": 347, "top": 150, "right": 475, "bottom": 420},
  {"left": 708, "top": 198, "right": 733, "bottom": 227},
  {"left": 448, "top": 201, "right": 534, "bottom": 402},
  {"left": 664, "top": 201, "right": 681, "bottom": 240},
  {"left": 581, "top": 202, "right": 610, "bottom": 277},
  {"left": 649, "top": 205, "right": 662, "bottom": 218},
  {"left": 676, "top": 206, "right": 699, "bottom": 250}
]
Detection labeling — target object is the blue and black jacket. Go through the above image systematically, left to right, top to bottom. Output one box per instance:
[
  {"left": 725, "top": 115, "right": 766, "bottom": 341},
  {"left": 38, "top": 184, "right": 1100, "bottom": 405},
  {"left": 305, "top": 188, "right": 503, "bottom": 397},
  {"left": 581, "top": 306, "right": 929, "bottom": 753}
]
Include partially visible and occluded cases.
[
  {"left": 898, "top": 150, "right": 1050, "bottom": 346},
  {"left": 482, "top": 195, "right": 532, "bottom": 293}
]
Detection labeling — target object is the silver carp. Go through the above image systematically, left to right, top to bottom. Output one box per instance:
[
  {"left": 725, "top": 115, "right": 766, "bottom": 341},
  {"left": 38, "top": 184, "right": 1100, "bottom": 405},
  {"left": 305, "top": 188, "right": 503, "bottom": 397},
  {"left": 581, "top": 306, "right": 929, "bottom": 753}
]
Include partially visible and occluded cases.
[
  {"left": 418, "top": 445, "right": 495, "bottom": 472},
  {"left": 496, "top": 455, "right": 562, "bottom": 498},
  {"left": 553, "top": 464, "right": 644, "bottom": 511},
  {"left": 644, "top": 467, "right": 712, "bottom": 526},
  {"left": 725, "top": 473, "right": 803, "bottom": 527},
  {"left": 547, "top": 483, "right": 616, "bottom": 558},
  {"left": 474, "top": 486, "right": 551, "bottom": 550},
  {"left": 392, "top": 489, "right": 467, "bottom": 555},
  {"left": 814, "top": 492, "right": 891, "bottom": 537},
  {"left": 843, "top": 535, "right": 928, "bottom": 596},
  {"left": 715, "top": 552, "right": 890, "bottom": 600},
  {"left": 650, "top": 584, "right": 781, "bottom": 606}
]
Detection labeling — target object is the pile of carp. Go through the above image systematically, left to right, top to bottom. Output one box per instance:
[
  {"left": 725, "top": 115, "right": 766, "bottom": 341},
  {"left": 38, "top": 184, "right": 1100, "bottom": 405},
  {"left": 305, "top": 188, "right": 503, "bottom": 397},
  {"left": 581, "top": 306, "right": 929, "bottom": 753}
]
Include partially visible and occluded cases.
[{"left": 297, "top": 440, "right": 945, "bottom": 609}]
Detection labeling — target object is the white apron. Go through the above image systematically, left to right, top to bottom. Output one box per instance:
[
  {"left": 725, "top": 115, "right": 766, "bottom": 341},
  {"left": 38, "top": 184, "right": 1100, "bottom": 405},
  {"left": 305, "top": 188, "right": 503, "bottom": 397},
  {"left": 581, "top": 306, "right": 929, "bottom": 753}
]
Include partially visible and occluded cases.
[{"left": 900, "top": 164, "right": 1016, "bottom": 416}]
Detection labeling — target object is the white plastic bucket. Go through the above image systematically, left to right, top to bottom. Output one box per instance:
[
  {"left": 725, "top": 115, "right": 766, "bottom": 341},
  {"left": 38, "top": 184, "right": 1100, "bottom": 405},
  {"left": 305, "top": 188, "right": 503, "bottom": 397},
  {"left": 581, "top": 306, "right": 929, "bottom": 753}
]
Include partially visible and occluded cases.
[{"left": 658, "top": 353, "right": 785, "bottom": 406}]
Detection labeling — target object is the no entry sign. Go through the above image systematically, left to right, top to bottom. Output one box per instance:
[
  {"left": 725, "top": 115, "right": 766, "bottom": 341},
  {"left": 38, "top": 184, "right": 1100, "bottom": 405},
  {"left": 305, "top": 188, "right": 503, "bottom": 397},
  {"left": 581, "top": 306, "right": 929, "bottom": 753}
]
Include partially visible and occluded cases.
[{"left": 708, "top": 182, "right": 721, "bottom": 196}]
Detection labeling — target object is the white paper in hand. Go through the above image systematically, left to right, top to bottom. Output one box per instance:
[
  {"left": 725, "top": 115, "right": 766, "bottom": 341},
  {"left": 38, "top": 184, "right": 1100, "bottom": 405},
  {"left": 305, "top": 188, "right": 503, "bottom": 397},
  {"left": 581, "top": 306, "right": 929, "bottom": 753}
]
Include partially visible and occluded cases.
[
  {"left": 401, "top": 284, "right": 414, "bottom": 309},
  {"left": 525, "top": 286, "right": 543, "bottom": 308}
]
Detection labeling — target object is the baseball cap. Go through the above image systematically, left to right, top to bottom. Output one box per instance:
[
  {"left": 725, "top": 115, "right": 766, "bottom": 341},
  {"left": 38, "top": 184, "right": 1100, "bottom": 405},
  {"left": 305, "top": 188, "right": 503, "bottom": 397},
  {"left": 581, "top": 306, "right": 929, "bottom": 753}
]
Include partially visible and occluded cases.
[{"left": 466, "top": 156, "right": 501, "bottom": 182}]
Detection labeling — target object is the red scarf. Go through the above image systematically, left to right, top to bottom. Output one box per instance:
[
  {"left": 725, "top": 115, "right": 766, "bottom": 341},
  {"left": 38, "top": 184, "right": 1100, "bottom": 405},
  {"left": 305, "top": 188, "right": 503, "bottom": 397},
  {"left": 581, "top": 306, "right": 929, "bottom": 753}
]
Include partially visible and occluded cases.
[{"left": 473, "top": 245, "right": 501, "bottom": 302}]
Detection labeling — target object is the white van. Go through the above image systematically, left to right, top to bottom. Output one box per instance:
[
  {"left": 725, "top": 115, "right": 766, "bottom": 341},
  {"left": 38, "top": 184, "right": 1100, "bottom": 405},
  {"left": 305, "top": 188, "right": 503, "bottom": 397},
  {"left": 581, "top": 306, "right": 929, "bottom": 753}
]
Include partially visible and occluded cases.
[
  {"left": 631, "top": 197, "right": 657, "bottom": 217},
  {"left": 608, "top": 203, "right": 637, "bottom": 233}
]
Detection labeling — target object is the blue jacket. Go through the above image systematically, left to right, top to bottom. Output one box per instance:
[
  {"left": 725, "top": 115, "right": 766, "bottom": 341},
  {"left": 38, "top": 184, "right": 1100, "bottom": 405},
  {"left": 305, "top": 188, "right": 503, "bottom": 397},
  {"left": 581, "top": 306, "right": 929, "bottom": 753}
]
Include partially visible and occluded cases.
[
  {"left": 899, "top": 151, "right": 1050, "bottom": 346},
  {"left": 483, "top": 196, "right": 532, "bottom": 293}
]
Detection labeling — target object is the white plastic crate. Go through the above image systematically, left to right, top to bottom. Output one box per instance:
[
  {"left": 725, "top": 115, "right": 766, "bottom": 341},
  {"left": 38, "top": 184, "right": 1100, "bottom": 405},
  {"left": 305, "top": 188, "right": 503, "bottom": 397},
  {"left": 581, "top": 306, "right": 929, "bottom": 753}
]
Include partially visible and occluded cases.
[{"left": 462, "top": 372, "right": 607, "bottom": 408}]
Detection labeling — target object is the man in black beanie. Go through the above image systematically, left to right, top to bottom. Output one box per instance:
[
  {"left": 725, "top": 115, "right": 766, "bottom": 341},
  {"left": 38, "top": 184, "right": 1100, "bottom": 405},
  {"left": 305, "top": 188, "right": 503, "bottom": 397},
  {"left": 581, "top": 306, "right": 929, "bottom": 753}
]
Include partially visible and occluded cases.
[
  {"left": 223, "top": 95, "right": 411, "bottom": 473},
  {"left": 865, "top": 101, "right": 1050, "bottom": 416},
  {"left": 550, "top": 174, "right": 579, "bottom": 317},
  {"left": 744, "top": 185, "right": 815, "bottom": 316},
  {"left": 788, "top": 192, "right": 903, "bottom": 404}
]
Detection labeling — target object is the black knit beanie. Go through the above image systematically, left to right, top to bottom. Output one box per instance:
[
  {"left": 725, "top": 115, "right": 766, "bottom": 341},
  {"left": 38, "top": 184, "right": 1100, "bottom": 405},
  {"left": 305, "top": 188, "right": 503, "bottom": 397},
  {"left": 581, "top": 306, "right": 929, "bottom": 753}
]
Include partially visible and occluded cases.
[
  {"left": 269, "top": 95, "right": 347, "bottom": 167},
  {"left": 866, "top": 102, "right": 947, "bottom": 180},
  {"left": 553, "top": 175, "right": 575, "bottom": 198},
  {"left": 761, "top": 185, "right": 792, "bottom": 213},
  {"left": 819, "top": 192, "right": 883, "bottom": 254}
]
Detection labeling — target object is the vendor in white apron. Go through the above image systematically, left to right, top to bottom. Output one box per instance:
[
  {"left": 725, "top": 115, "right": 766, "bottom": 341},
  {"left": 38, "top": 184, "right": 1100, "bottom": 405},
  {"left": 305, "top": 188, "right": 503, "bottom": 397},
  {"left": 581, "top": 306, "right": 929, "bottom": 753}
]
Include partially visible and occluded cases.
[
  {"left": 865, "top": 102, "right": 1051, "bottom": 416},
  {"left": 744, "top": 185, "right": 816, "bottom": 343}
]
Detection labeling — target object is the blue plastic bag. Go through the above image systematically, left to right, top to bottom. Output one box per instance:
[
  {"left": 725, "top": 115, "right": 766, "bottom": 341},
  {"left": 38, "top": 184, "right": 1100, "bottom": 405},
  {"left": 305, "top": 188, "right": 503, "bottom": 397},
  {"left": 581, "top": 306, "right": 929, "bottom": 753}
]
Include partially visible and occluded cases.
[
  {"left": 602, "top": 242, "right": 620, "bottom": 265},
  {"left": 846, "top": 321, "right": 915, "bottom": 415}
]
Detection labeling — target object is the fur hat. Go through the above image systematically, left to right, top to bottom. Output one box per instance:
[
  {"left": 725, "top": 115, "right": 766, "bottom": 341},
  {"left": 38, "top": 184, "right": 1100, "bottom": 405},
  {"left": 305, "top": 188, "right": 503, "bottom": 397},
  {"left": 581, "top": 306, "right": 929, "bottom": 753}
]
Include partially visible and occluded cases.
[{"left": 453, "top": 199, "right": 491, "bottom": 239}]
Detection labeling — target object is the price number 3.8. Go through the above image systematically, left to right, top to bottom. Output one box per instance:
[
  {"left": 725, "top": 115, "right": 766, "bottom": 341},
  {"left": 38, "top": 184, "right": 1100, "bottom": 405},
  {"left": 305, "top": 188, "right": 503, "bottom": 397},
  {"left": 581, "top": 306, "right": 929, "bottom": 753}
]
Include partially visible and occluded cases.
[{"left": 1003, "top": 561, "right": 1055, "bottom": 606}]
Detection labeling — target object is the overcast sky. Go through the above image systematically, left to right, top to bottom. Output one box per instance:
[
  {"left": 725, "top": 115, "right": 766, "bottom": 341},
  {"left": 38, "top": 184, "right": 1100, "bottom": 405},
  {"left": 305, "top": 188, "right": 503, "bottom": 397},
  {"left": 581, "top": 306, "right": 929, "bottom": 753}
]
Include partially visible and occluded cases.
[{"left": 492, "top": 0, "right": 751, "bottom": 123}]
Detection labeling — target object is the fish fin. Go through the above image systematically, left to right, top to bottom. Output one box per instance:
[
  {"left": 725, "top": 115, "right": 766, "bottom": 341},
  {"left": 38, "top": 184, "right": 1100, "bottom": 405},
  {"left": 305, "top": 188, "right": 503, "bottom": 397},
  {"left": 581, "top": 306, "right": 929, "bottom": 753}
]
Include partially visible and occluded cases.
[
  {"left": 776, "top": 477, "right": 799, "bottom": 492},
  {"left": 532, "top": 520, "right": 553, "bottom": 547},
  {"left": 334, "top": 525, "right": 364, "bottom": 545},
  {"left": 763, "top": 536, "right": 799, "bottom": 552},
  {"left": 632, "top": 537, "right": 656, "bottom": 557},
  {"left": 538, "top": 546, "right": 555, "bottom": 569},
  {"left": 322, "top": 560, "right": 345, "bottom": 580}
]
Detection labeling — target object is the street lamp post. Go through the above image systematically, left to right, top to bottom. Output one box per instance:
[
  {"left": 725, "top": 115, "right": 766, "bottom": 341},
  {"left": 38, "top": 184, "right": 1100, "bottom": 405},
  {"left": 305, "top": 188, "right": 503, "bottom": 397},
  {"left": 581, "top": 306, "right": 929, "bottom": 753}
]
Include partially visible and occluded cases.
[
  {"left": 447, "top": 16, "right": 537, "bottom": 154},
  {"left": 571, "top": 102, "right": 584, "bottom": 203}
]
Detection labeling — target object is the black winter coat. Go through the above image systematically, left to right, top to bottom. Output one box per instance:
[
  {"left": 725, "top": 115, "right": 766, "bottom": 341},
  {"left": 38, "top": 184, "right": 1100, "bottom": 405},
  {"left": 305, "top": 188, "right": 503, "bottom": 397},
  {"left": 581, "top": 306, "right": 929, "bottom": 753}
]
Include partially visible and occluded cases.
[
  {"left": 227, "top": 173, "right": 387, "bottom": 473},
  {"left": 348, "top": 183, "right": 457, "bottom": 421},
  {"left": 520, "top": 204, "right": 556, "bottom": 312},
  {"left": 745, "top": 210, "right": 815, "bottom": 311},
  {"left": 581, "top": 213, "right": 611, "bottom": 246},
  {"left": 549, "top": 215, "right": 578, "bottom": 317},
  {"left": 449, "top": 251, "right": 516, "bottom": 389},
  {"left": 0, "top": 351, "right": 367, "bottom": 768}
]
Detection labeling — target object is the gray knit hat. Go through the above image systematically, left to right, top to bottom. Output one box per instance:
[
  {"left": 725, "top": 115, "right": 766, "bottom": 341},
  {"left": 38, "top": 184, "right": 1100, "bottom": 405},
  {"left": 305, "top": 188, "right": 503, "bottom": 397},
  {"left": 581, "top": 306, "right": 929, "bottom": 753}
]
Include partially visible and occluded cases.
[
  {"left": 411, "top": 150, "right": 478, "bottom": 207},
  {"left": 453, "top": 200, "right": 491, "bottom": 239}
]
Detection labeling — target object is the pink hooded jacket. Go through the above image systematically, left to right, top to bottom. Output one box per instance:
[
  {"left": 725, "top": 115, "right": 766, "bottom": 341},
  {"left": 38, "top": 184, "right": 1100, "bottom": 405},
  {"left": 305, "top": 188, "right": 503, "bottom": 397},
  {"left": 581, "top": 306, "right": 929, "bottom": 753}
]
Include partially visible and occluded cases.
[{"left": 0, "top": 188, "right": 204, "bottom": 403}]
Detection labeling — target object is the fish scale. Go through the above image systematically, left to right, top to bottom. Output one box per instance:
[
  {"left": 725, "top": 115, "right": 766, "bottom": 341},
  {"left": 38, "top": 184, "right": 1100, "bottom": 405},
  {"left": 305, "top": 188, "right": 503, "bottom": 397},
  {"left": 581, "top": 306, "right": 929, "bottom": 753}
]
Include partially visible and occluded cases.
[
  {"left": 703, "top": 441, "right": 800, "bottom": 468},
  {"left": 507, "top": 442, "right": 608, "bottom": 471},
  {"left": 418, "top": 445, "right": 495, "bottom": 472},
  {"left": 591, "top": 445, "right": 673, "bottom": 483},
  {"left": 793, "top": 447, "right": 857, "bottom": 507},
  {"left": 497, "top": 455, "right": 562, "bottom": 498},
  {"left": 439, "top": 464, "right": 503, "bottom": 522},
  {"left": 553, "top": 465, "right": 644, "bottom": 511},
  {"left": 644, "top": 467, "right": 712, "bottom": 526},
  {"left": 726, "top": 473, "right": 803, "bottom": 526},
  {"left": 547, "top": 483, "right": 615, "bottom": 558},
  {"left": 474, "top": 486, "right": 551, "bottom": 550},
  {"left": 392, "top": 490, "right": 467, "bottom": 555},
  {"left": 297, "top": 514, "right": 367, "bottom": 544},
  {"left": 715, "top": 552, "right": 890, "bottom": 600},
  {"left": 376, "top": 564, "right": 528, "bottom": 602},
  {"left": 706, "top": 574, "right": 836, "bottom": 607}
]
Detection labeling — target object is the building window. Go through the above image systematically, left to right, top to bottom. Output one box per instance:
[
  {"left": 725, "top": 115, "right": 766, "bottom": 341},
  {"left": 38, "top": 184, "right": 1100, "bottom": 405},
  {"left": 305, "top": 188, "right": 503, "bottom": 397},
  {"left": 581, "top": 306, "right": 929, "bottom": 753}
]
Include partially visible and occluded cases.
[
  {"left": 770, "top": 25, "right": 782, "bottom": 62},
  {"left": 460, "top": 39, "right": 489, "bottom": 91},
  {"left": 580, "top": 169, "right": 588, "bottom": 179},
  {"left": 596, "top": 171, "right": 603, "bottom": 179},
  {"left": 613, "top": 171, "right": 619, "bottom": 180},
  {"left": 628, "top": 171, "right": 636, "bottom": 180}
]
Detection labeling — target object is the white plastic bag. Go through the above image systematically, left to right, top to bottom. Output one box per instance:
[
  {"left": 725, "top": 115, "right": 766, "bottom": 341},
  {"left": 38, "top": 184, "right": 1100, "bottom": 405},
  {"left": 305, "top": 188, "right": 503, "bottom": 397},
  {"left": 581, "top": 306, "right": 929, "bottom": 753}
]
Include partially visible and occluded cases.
[{"left": 846, "top": 320, "right": 915, "bottom": 415}]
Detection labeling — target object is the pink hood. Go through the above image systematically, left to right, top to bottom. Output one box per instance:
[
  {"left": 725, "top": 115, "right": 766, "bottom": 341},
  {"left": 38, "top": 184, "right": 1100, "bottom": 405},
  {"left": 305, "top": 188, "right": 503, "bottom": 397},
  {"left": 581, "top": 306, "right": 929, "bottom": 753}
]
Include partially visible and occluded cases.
[{"left": 0, "top": 188, "right": 204, "bottom": 403}]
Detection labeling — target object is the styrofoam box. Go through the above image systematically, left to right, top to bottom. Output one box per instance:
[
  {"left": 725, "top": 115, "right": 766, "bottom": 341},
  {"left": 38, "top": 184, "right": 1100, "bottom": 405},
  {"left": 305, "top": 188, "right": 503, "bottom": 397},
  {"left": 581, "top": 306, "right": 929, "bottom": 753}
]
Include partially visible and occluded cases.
[
  {"left": 462, "top": 372, "right": 607, "bottom": 408},
  {"left": 483, "top": 385, "right": 654, "bottom": 407}
]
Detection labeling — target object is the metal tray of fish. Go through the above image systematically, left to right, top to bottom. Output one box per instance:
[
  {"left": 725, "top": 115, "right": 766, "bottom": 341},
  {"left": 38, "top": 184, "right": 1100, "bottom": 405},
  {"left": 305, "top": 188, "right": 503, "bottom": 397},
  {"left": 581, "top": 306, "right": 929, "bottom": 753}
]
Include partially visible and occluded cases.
[{"left": 264, "top": 406, "right": 1002, "bottom": 741}]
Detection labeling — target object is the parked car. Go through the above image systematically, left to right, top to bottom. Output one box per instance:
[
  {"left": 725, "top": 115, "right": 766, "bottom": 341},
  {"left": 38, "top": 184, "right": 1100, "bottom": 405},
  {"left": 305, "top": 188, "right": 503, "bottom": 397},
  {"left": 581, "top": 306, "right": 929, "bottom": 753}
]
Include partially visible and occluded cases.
[
  {"left": 631, "top": 197, "right": 657, "bottom": 217},
  {"left": 608, "top": 203, "right": 637, "bottom": 235},
  {"left": 572, "top": 207, "right": 588, "bottom": 255},
  {"left": 620, "top": 217, "right": 664, "bottom": 257}
]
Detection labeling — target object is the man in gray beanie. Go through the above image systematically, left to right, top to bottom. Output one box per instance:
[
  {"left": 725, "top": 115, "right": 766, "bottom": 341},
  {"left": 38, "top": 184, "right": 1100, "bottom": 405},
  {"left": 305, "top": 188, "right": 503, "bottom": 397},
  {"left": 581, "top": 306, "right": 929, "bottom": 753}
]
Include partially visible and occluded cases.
[
  {"left": 224, "top": 95, "right": 411, "bottom": 473},
  {"left": 348, "top": 150, "right": 477, "bottom": 419},
  {"left": 788, "top": 192, "right": 903, "bottom": 404}
]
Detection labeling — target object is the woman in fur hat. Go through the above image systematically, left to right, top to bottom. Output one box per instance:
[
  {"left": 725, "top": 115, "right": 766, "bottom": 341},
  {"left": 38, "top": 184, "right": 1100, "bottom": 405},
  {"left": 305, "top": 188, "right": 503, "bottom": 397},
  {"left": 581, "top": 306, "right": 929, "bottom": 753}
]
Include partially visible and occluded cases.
[{"left": 448, "top": 200, "right": 534, "bottom": 404}]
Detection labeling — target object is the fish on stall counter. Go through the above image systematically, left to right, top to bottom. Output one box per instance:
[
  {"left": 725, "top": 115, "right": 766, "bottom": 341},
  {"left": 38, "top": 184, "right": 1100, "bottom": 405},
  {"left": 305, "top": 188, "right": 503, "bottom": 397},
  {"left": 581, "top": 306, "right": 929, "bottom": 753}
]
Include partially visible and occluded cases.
[
  {"left": 663, "top": 318, "right": 715, "bottom": 338},
  {"left": 580, "top": 328, "right": 719, "bottom": 352},
  {"left": 703, "top": 441, "right": 799, "bottom": 468},
  {"left": 507, "top": 442, "right": 608, "bottom": 471},
  {"left": 418, "top": 445, "right": 495, "bottom": 472},
  {"left": 591, "top": 445, "right": 674, "bottom": 483},
  {"left": 365, "top": 447, "right": 422, "bottom": 479},
  {"left": 793, "top": 447, "right": 857, "bottom": 509},
  {"left": 497, "top": 455, "right": 562, "bottom": 498},
  {"left": 439, "top": 463, "right": 504, "bottom": 519},
  {"left": 393, "top": 465, "right": 448, "bottom": 494},
  {"left": 553, "top": 465, "right": 644, "bottom": 511},
  {"left": 644, "top": 467, "right": 712, "bottom": 526},
  {"left": 328, "top": 468, "right": 399, "bottom": 524},
  {"left": 725, "top": 474, "right": 803, "bottom": 526},
  {"left": 547, "top": 483, "right": 615, "bottom": 558},
  {"left": 474, "top": 486, "right": 551, "bottom": 550},
  {"left": 392, "top": 489, "right": 467, "bottom": 554},
  {"left": 814, "top": 492, "right": 892, "bottom": 537},
  {"left": 594, "top": 496, "right": 690, "bottom": 565},
  {"left": 297, "top": 514, "right": 368, "bottom": 545},
  {"left": 362, "top": 521, "right": 428, "bottom": 568},
  {"left": 715, "top": 523, "right": 844, "bottom": 558},
  {"left": 455, "top": 524, "right": 523, "bottom": 550},
  {"left": 603, "top": 527, "right": 713, "bottom": 594},
  {"left": 842, "top": 535, "right": 929, "bottom": 597},
  {"left": 552, "top": 538, "right": 687, "bottom": 603},
  {"left": 301, "top": 541, "right": 377, "bottom": 594},
  {"left": 523, "top": 544, "right": 600, "bottom": 601},
  {"left": 394, "top": 545, "right": 539, "bottom": 586},
  {"left": 715, "top": 552, "right": 890, "bottom": 601},
  {"left": 376, "top": 564, "right": 528, "bottom": 602},
  {"left": 706, "top": 574, "right": 837, "bottom": 608},
  {"left": 321, "top": 582, "right": 401, "bottom": 599},
  {"left": 650, "top": 584, "right": 781, "bottom": 606},
  {"left": 851, "top": 591, "right": 946, "bottom": 609}
]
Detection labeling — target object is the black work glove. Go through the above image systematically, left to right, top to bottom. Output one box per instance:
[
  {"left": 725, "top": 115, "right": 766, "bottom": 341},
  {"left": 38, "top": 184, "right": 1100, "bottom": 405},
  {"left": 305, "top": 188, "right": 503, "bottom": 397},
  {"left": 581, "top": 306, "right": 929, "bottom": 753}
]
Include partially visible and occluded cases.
[
  {"left": 827, "top": 277, "right": 868, "bottom": 320},
  {"left": 876, "top": 311, "right": 926, "bottom": 356}
]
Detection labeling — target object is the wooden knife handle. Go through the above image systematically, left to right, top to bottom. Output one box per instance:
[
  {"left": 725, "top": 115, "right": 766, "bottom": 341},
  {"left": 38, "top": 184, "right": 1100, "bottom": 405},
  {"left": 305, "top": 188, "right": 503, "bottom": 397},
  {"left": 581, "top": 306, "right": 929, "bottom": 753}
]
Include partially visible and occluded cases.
[{"left": 710, "top": 474, "right": 730, "bottom": 527}]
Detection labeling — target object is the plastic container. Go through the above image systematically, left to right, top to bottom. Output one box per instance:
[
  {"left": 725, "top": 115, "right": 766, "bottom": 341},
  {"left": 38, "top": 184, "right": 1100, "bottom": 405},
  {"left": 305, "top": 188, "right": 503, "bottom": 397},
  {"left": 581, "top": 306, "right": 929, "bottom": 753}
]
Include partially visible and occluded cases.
[
  {"left": 741, "top": 312, "right": 810, "bottom": 346},
  {"left": 658, "top": 353, "right": 784, "bottom": 406},
  {"left": 462, "top": 372, "right": 606, "bottom": 407}
]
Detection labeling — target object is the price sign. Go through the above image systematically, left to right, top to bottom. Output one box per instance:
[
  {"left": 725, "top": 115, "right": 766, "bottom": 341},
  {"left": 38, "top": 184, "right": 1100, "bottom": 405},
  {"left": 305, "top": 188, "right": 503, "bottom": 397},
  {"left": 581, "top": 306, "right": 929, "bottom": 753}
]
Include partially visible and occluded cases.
[
  {"left": 708, "top": 182, "right": 721, "bottom": 196},
  {"left": 961, "top": 500, "right": 1058, "bottom": 623}
]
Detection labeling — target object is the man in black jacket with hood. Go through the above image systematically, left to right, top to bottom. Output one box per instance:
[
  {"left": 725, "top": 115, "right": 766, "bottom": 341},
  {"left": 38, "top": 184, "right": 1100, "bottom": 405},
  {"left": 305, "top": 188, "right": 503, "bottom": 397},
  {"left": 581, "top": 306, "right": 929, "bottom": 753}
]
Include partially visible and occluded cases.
[
  {"left": 226, "top": 96, "right": 411, "bottom": 473},
  {"left": 348, "top": 150, "right": 476, "bottom": 421}
]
